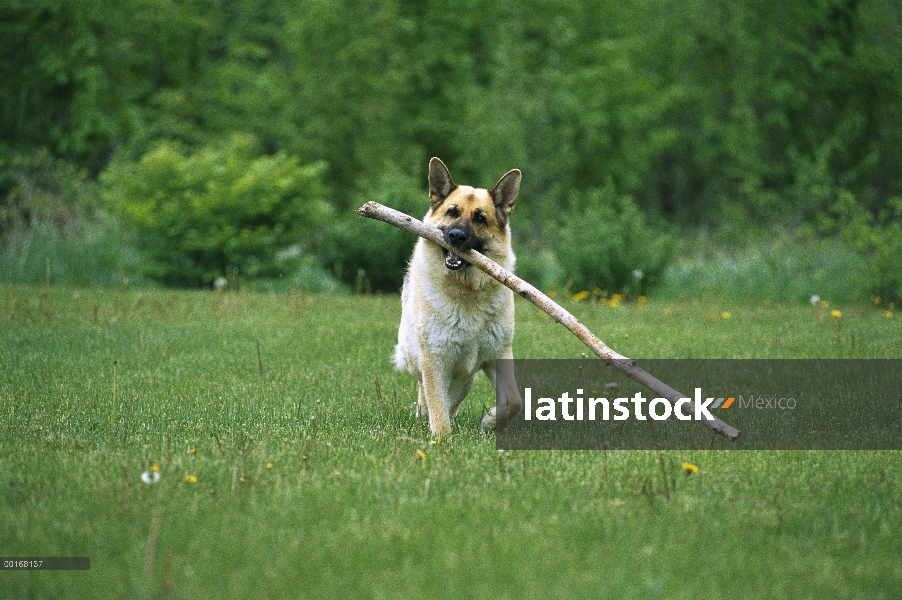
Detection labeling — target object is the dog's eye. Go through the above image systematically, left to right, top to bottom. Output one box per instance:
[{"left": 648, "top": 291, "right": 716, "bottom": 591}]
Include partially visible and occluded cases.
[
  {"left": 446, "top": 207, "right": 460, "bottom": 218},
  {"left": 473, "top": 212, "right": 487, "bottom": 224}
]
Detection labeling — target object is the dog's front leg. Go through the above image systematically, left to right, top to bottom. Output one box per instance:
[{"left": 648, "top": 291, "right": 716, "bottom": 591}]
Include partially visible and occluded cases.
[
  {"left": 481, "top": 346, "right": 522, "bottom": 431},
  {"left": 419, "top": 362, "right": 452, "bottom": 438},
  {"left": 415, "top": 382, "right": 428, "bottom": 420}
]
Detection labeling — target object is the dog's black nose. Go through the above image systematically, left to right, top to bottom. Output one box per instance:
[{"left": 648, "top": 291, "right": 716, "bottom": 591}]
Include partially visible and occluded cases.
[{"left": 446, "top": 227, "right": 468, "bottom": 247}]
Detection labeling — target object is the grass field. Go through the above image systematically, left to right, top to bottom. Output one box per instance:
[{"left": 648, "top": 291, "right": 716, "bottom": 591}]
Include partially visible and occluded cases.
[{"left": 1, "top": 284, "right": 901, "bottom": 598}]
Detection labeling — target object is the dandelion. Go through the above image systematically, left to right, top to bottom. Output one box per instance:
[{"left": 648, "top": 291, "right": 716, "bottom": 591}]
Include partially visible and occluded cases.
[
  {"left": 633, "top": 270, "right": 644, "bottom": 280},
  {"left": 572, "top": 290, "right": 589, "bottom": 302},
  {"left": 637, "top": 295, "right": 647, "bottom": 306},
  {"left": 810, "top": 295, "right": 820, "bottom": 306},
  {"left": 874, "top": 296, "right": 882, "bottom": 306},
  {"left": 819, "top": 300, "right": 828, "bottom": 309},
  {"left": 831, "top": 309, "right": 842, "bottom": 318},
  {"left": 722, "top": 311, "right": 731, "bottom": 319},
  {"left": 884, "top": 311, "right": 893, "bottom": 319},
  {"left": 429, "top": 440, "right": 437, "bottom": 446},
  {"left": 416, "top": 449, "right": 427, "bottom": 459},
  {"left": 266, "top": 463, "right": 273, "bottom": 469},
  {"left": 682, "top": 463, "right": 699, "bottom": 475},
  {"left": 141, "top": 470, "right": 161, "bottom": 485},
  {"left": 185, "top": 474, "right": 197, "bottom": 484}
]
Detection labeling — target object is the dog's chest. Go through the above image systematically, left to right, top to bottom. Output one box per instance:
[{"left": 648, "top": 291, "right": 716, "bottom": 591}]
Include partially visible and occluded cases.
[{"left": 419, "top": 285, "right": 513, "bottom": 359}]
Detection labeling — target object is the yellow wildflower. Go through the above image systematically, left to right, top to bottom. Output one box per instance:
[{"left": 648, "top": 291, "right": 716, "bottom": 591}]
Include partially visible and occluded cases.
[
  {"left": 572, "top": 290, "right": 589, "bottom": 302},
  {"left": 831, "top": 310, "right": 842, "bottom": 318},
  {"left": 722, "top": 311, "right": 731, "bottom": 320},
  {"left": 416, "top": 449, "right": 427, "bottom": 459},
  {"left": 682, "top": 463, "right": 699, "bottom": 474},
  {"left": 185, "top": 474, "right": 198, "bottom": 484}
]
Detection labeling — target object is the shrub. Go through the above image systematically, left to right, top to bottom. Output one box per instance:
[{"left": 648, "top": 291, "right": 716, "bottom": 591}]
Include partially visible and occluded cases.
[
  {"left": 101, "top": 135, "right": 330, "bottom": 286},
  {"left": 319, "top": 170, "right": 423, "bottom": 292},
  {"left": 552, "top": 186, "right": 672, "bottom": 295},
  {"left": 831, "top": 193, "right": 902, "bottom": 304}
]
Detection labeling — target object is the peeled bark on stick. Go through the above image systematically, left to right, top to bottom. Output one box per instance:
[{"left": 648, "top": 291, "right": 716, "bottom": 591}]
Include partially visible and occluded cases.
[{"left": 357, "top": 201, "right": 740, "bottom": 441}]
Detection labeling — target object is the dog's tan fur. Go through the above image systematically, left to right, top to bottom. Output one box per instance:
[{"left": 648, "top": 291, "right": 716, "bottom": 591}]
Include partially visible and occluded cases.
[{"left": 394, "top": 157, "right": 523, "bottom": 437}]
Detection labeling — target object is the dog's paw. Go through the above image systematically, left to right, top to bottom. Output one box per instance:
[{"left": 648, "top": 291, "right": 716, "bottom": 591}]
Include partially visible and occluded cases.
[{"left": 479, "top": 406, "right": 497, "bottom": 432}]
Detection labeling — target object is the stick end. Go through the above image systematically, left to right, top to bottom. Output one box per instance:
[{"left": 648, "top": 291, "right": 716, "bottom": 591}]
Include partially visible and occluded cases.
[{"left": 356, "top": 201, "right": 378, "bottom": 216}]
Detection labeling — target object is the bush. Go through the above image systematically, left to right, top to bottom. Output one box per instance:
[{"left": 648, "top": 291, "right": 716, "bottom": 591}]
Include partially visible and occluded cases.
[
  {"left": 101, "top": 135, "right": 330, "bottom": 286},
  {"left": 319, "top": 170, "right": 423, "bottom": 292},
  {"left": 550, "top": 186, "right": 672, "bottom": 295},
  {"left": 831, "top": 193, "right": 902, "bottom": 304}
]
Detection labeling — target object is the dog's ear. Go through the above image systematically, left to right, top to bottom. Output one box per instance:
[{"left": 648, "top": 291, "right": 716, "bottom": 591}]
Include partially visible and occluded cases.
[
  {"left": 428, "top": 157, "right": 456, "bottom": 207},
  {"left": 490, "top": 168, "right": 521, "bottom": 219}
]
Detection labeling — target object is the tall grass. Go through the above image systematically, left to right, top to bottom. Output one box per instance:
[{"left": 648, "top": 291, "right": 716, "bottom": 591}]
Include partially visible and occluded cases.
[
  {"left": 0, "top": 221, "right": 148, "bottom": 288},
  {"left": 657, "top": 229, "right": 870, "bottom": 305}
]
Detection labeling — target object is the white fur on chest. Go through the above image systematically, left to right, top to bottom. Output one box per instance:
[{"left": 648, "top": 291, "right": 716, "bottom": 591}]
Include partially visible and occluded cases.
[{"left": 394, "top": 239, "right": 515, "bottom": 379}]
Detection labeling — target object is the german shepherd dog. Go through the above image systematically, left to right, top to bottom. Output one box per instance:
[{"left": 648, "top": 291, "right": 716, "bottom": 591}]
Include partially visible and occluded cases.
[{"left": 394, "top": 157, "right": 523, "bottom": 438}]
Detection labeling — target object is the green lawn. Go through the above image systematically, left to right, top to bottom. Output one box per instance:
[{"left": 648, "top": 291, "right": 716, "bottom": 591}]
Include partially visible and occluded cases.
[{"left": 1, "top": 285, "right": 900, "bottom": 598}]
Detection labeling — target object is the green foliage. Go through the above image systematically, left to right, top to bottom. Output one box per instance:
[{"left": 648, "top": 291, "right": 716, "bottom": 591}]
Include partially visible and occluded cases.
[
  {"left": 2, "top": 0, "right": 902, "bottom": 299},
  {"left": 101, "top": 135, "right": 330, "bottom": 286},
  {"left": 319, "top": 170, "right": 423, "bottom": 292},
  {"left": 550, "top": 187, "right": 672, "bottom": 295},
  {"left": 828, "top": 192, "right": 902, "bottom": 303}
]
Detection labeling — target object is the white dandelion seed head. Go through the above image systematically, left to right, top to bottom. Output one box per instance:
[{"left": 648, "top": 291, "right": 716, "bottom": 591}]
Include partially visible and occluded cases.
[
  {"left": 810, "top": 295, "right": 820, "bottom": 306},
  {"left": 141, "top": 471, "right": 161, "bottom": 485}
]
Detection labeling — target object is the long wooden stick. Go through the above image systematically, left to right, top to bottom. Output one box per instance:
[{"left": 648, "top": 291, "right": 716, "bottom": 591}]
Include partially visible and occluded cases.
[{"left": 357, "top": 201, "right": 740, "bottom": 441}]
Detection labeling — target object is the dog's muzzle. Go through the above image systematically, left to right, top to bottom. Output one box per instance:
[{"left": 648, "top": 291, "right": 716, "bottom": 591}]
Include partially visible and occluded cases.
[{"left": 442, "top": 226, "right": 477, "bottom": 271}]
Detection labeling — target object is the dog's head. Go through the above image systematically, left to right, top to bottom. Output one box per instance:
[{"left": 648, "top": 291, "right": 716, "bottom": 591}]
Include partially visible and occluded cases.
[{"left": 424, "top": 157, "right": 520, "bottom": 271}]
